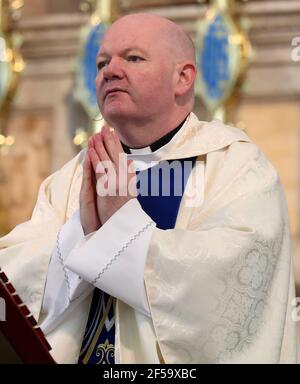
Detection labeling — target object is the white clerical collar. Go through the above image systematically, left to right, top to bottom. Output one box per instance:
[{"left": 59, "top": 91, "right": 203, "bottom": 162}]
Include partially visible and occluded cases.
[
  {"left": 121, "top": 115, "right": 189, "bottom": 155},
  {"left": 125, "top": 115, "right": 191, "bottom": 171},
  {"left": 127, "top": 146, "right": 153, "bottom": 155}
]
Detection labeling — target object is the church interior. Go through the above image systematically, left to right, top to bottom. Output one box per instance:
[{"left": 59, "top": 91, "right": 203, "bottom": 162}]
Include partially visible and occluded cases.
[{"left": 0, "top": 0, "right": 300, "bottom": 331}]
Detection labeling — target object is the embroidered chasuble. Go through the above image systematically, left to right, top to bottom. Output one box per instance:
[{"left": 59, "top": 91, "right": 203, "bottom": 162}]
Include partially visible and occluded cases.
[
  {"left": 0, "top": 113, "right": 297, "bottom": 363},
  {"left": 78, "top": 157, "right": 197, "bottom": 364}
]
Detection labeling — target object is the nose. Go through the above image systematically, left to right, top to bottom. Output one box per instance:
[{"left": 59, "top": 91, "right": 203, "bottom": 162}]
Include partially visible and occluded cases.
[{"left": 102, "top": 57, "right": 124, "bottom": 82}]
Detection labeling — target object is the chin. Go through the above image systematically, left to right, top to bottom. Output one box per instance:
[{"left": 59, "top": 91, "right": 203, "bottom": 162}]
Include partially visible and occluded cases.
[{"left": 102, "top": 108, "right": 135, "bottom": 127}]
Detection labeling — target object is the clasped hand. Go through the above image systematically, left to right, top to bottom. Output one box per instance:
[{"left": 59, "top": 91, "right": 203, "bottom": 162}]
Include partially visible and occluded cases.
[{"left": 79, "top": 125, "right": 136, "bottom": 235}]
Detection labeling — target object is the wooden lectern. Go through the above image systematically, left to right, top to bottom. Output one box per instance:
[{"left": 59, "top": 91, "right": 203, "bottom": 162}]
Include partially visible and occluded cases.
[{"left": 0, "top": 268, "right": 56, "bottom": 364}]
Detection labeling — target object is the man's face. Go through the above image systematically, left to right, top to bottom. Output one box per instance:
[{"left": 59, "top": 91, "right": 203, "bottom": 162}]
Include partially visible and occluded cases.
[{"left": 95, "top": 20, "right": 177, "bottom": 126}]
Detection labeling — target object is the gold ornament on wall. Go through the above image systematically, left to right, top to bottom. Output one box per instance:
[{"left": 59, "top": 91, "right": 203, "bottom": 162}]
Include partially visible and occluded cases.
[
  {"left": 0, "top": 0, "right": 24, "bottom": 153},
  {"left": 0, "top": 0, "right": 24, "bottom": 236},
  {"left": 195, "top": 0, "right": 251, "bottom": 122}
]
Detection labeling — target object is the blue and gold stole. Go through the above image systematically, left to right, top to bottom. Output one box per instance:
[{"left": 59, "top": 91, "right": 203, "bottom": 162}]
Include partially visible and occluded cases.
[{"left": 78, "top": 156, "right": 197, "bottom": 364}]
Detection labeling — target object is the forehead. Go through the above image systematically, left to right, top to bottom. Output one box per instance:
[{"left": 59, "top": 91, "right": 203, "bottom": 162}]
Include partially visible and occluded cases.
[{"left": 98, "top": 21, "right": 161, "bottom": 56}]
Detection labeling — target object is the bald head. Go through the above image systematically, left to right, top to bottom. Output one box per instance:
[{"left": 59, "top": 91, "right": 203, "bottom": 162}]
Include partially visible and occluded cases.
[{"left": 107, "top": 13, "right": 196, "bottom": 64}]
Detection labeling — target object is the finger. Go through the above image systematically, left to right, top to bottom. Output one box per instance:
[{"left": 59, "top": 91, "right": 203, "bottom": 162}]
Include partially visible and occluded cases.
[
  {"left": 101, "top": 125, "right": 120, "bottom": 166},
  {"left": 103, "top": 127, "right": 124, "bottom": 167},
  {"left": 110, "top": 129, "right": 128, "bottom": 184},
  {"left": 112, "top": 129, "right": 124, "bottom": 153},
  {"left": 93, "top": 131, "right": 112, "bottom": 165},
  {"left": 88, "top": 146, "right": 109, "bottom": 194},
  {"left": 88, "top": 147, "right": 98, "bottom": 170},
  {"left": 90, "top": 149, "right": 110, "bottom": 195},
  {"left": 82, "top": 150, "right": 92, "bottom": 184},
  {"left": 80, "top": 151, "right": 96, "bottom": 199},
  {"left": 127, "top": 159, "right": 136, "bottom": 174},
  {"left": 127, "top": 159, "right": 137, "bottom": 198}
]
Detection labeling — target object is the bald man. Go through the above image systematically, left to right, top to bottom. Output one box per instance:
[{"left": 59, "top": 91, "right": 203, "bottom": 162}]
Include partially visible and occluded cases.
[{"left": 0, "top": 14, "right": 298, "bottom": 364}]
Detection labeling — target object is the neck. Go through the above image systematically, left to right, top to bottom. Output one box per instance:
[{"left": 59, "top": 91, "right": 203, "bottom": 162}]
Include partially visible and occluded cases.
[{"left": 110, "top": 110, "right": 192, "bottom": 148}]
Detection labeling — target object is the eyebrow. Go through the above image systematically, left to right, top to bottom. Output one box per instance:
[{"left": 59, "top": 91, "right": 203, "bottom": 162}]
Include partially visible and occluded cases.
[{"left": 96, "top": 47, "right": 149, "bottom": 60}]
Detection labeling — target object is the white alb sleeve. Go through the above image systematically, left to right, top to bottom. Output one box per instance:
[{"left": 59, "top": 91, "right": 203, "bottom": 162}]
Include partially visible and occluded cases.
[
  {"left": 65, "top": 198, "right": 156, "bottom": 317},
  {"left": 40, "top": 210, "right": 93, "bottom": 333}
]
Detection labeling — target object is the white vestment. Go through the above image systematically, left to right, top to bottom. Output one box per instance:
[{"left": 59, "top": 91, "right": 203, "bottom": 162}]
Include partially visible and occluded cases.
[{"left": 0, "top": 113, "right": 298, "bottom": 363}]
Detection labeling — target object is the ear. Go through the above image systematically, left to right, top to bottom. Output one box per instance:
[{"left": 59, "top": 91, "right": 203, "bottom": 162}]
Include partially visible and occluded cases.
[{"left": 174, "top": 62, "right": 197, "bottom": 97}]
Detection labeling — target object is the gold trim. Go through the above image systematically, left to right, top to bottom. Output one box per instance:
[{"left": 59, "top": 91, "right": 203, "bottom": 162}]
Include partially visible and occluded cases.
[{"left": 156, "top": 342, "right": 165, "bottom": 364}]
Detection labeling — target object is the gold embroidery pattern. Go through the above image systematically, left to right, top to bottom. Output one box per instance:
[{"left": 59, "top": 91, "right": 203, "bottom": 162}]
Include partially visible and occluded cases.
[{"left": 95, "top": 339, "right": 115, "bottom": 364}]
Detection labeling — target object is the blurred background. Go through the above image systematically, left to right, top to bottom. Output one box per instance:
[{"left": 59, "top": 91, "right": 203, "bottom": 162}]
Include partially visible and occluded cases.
[{"left": 0, "top": 0, "right": 299, "bottom": 292}]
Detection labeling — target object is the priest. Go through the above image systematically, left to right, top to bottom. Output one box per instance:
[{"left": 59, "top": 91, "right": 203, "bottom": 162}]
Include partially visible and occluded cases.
[{"left": 0, "top": 13, "right": 298, "bottom": 364}]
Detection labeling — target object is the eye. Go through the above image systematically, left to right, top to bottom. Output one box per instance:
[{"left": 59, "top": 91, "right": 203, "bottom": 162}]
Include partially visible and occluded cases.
[
  {"left": 127, "top": 55, "right": 144, "bottom": 63},
  {"left": 97, "top": 60, "right": 109, "bottom": 71}
]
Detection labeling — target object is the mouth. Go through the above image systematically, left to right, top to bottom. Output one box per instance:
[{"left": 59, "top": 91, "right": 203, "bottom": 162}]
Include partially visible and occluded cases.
[{"left": 104, "top": 89, "right": 127, "bottom": 99}]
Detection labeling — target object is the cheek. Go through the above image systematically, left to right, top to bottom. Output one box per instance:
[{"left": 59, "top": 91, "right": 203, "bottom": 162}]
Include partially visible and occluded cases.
[
  {"left": 136, "top": 70, "right": 171, "bottom": 94},
  {"left": 95, "top": 75, "right": 102, "bottom": 95},
  {"left": 142, "top": 77, "right": 174, "bottom": 103}
]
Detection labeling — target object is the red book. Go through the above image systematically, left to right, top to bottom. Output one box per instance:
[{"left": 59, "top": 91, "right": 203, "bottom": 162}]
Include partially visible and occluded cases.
[{"left": 0, "top": 268, "right": 56, "bottom": 363}]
